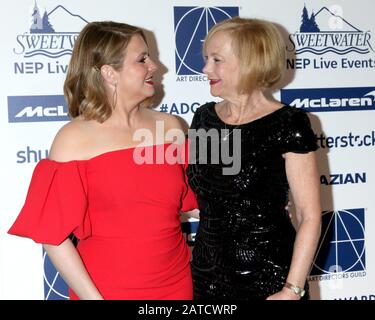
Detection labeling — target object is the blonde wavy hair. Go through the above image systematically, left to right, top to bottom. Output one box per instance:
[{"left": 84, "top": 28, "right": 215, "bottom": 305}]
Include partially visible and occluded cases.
[
  {"left": 203, "top": 17, "right": 286, "bottom": 93},
  {"left": 64, "top": 21, "right": 147, "bottom": 122}
]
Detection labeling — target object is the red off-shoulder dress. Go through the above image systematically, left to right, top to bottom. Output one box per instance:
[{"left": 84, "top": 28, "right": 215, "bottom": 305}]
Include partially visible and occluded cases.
[{"left": 8, "top": 142, "right": 197, "bottom": 300}]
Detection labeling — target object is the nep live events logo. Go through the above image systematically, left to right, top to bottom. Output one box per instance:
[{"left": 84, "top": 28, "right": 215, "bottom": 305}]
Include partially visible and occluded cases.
[{"left": 287, "top": 5, "right": 375, "bottom": 70}]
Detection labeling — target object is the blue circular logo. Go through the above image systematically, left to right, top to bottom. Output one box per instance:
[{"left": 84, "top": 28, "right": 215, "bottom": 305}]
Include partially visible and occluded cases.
[
  {"left": 174, "top": 7, "right": 238, "bottom": 75},
  {"left": 311, "top": 209, "right": 365, "bottom": 275},
  {"left": 43, "top": 251, "right": 69, "bottom": 300}
]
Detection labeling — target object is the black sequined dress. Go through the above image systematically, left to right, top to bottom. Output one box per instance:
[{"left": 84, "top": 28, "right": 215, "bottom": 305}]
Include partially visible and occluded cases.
[{"left": 186, "top": 102, "right": 318, "bottom": 300}]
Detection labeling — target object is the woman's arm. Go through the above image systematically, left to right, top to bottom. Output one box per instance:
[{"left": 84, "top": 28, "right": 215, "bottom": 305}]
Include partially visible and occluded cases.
[
  {"left": 267, "top": 151, "right": 321, "bottom": 300},
  {"left": 181, "top": 209, "right": 200, "bottom": 219},
  {"left": 44, "top": 238, "right": 103, "bottom": 300}
]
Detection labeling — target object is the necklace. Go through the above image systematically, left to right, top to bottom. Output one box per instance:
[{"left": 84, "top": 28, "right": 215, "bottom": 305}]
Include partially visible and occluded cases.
[{"left": 222, "top": 123, "right": 240, "bottom": 141}]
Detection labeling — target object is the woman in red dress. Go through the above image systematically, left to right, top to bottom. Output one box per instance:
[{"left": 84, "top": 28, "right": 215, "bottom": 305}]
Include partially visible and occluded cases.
[{"left": 8, "top": 21, "right": 198, "bottom": 300}]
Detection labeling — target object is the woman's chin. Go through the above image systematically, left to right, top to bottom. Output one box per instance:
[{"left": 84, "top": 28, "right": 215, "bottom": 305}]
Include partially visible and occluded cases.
[{"left": 210, "top": 90, "right": 221, "bottom": 98}]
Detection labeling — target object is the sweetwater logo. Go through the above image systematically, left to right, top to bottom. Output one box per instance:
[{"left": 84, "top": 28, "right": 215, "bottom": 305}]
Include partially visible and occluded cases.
[
  {"left": 13, "top": 1, "right": 88, "bottom": 75},
  {"left": 287, "top": 5, "right": 375, "bottom": 70},
  {"left": 174, "top": 6, "right": 239, "bottom": 81},
  {"left": 281, "top": 87, "right": 375, "bottom": 112},
  {"left": 8, "top": 95, "right": 69, "bottom": 122},
  {"left": 309, "top": 208, "right": 366, "bottom": 282}
]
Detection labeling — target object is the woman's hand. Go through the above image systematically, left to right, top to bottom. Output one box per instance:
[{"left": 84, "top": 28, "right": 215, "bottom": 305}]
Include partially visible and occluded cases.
[
  {"left": 181, "top": 208, "right": 200, "bottom": 219},
  {"left": 266, "top": 287, "right": 301, "bottom": 300}
]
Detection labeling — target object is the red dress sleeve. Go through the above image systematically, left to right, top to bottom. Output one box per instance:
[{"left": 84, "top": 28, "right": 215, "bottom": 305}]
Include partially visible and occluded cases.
[
  {"left": 180, "top": 138, "right": 198, "bottom": 212},
  {"left": 8, "top": 159, "right": 91, "bottom": 245}
]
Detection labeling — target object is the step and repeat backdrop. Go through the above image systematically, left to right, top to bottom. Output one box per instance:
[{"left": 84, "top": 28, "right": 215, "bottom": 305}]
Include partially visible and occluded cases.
[{"left": 1, "top": 0, "right": 374, "bottom": 300}]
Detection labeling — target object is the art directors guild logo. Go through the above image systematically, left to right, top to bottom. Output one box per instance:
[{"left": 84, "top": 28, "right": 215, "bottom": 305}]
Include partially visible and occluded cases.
[
  {"left": 13, "top": 1, "right": 88, "bottom": 75},
  {"left": 287, "top": 5, "right": 375, "bottom": 70},
  {"left": 174, "top": 6, "right": 239, "bottom": 82},
  {"left": 309, "top": 209, "right": 366, "bottom": 282},
  {"left": 43, "top": 235, "right": 78, "bottom": 300},
  {"left": 43, "top": 250, "right": 69, "bottom": 300}
]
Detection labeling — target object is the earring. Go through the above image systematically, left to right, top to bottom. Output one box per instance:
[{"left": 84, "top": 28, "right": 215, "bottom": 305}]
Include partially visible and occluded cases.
[{"left": 112, "top": 82, "right": 117, "bottom": 109}]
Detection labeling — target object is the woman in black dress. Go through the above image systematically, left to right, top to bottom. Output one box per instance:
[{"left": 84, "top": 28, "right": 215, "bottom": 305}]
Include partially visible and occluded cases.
[{"left": 187, "top": 17, "right": 321, "bottom": 300}]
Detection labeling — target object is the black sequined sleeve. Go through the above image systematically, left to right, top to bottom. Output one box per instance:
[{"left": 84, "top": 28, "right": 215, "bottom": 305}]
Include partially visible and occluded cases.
[
  {"left": 189, "top": 104, "right": 204, "bottom": 130},
  {"left": 279, "top": 109, "right": 318, "bottom": 154}
]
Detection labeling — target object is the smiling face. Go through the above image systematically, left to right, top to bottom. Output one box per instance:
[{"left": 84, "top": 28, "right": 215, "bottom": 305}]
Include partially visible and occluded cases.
[
  {"left": 202, "top": 31, "right": 241, "bottom": 100},
  {"left": 115, "top": 34, "right": 158, "bottom": 105}
]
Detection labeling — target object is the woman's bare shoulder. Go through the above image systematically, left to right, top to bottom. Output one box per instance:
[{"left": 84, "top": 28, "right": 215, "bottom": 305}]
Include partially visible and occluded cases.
[
  {"left": 145, "top": 108, "right": 189, "bottom": 134},
  {"left": 48, "top": 118, "right": 94, "bottom": 162}
]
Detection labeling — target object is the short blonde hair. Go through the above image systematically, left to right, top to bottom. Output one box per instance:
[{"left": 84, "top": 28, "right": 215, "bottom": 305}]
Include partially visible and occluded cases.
[
  {"left": 204, "top": 17, "right": 285, "bottom": 93},
  {"left": 64, "top": 21, "right": 147, "bottom": 122}
]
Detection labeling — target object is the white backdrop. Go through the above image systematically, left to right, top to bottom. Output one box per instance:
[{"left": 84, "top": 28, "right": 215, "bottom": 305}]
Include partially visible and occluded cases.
[{"left": 1, "top": 0, "right": 374, "bottom": 300}]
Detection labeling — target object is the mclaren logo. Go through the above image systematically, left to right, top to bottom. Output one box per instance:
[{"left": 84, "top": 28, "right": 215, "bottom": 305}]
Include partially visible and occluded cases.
[{"left": 8, "top": 95, "right": 69, "bottom": 122}]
